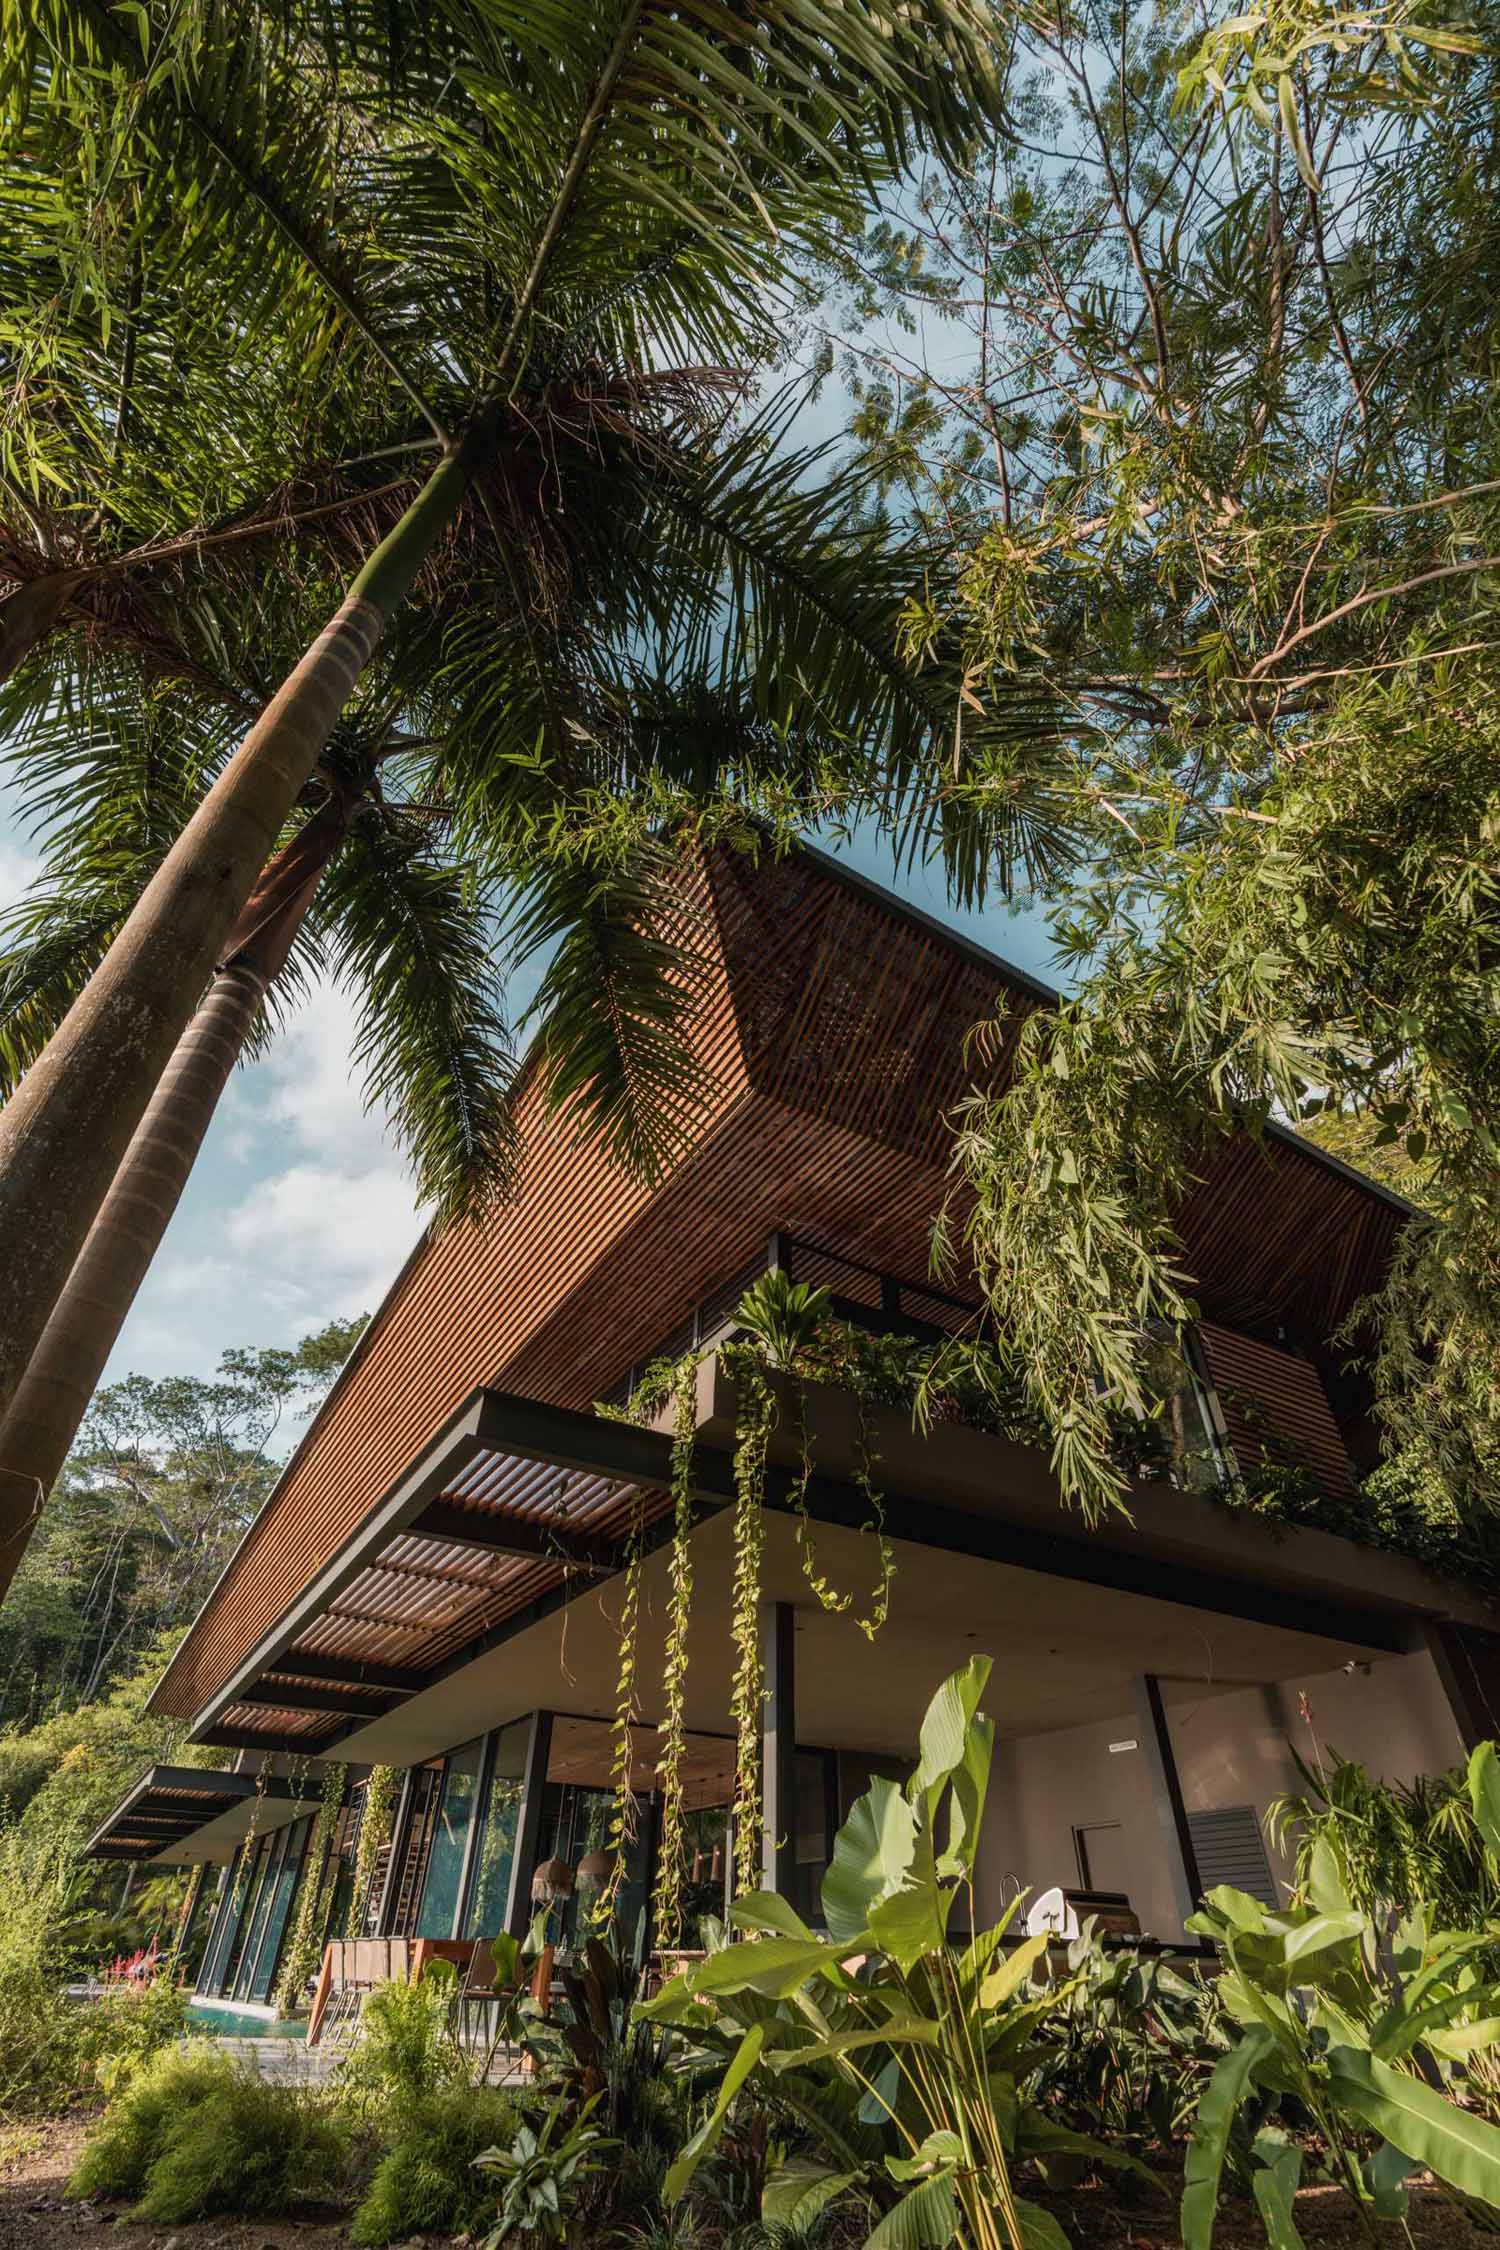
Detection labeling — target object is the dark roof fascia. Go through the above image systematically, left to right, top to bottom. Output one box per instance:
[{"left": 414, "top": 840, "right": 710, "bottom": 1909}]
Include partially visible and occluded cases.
[{"left": 81, "top": 1762, "right": 298, "bottom": 1857}]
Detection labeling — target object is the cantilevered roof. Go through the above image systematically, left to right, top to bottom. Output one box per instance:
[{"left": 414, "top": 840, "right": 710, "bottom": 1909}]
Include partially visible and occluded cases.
[
  {"left": 152, "top": 842, "right": 1410, "bottom": 1731},
  {"left": 83, "top": 1766, "right": 312, "bottom": 1866}
]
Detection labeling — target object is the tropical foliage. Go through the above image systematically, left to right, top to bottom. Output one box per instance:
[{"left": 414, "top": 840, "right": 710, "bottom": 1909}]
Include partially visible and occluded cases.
[
  {"left": 799, "top": 0, "right": 1500, "bottom": 1531},
  {"left": 0, "top": 1317, "right": 362, "bottom": 1727}
]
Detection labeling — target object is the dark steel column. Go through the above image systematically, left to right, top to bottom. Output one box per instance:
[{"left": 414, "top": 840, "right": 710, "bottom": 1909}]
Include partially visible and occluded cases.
[
  {"left": 761, "top": 1601, "right": 796, "bottom": 1894},
  {"left": 1131, "top": 1673, "right": 1203, "bottom": 1934},
  {"left": 504, "top": 1709, "right": 553, "bottom": 1939}
]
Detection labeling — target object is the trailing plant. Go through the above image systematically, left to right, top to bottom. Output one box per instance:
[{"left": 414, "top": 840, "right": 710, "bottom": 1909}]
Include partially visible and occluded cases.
[
  {"left": 738, "top": 1273, "right": 897, "bottom": 1641},
  {"left": 726, "top": 1342, "right": 772, "bottom": 1900},
  {"left": 651, "top": 1362, "right": 700, "bottom": 1948},
  {"left": 594, "top": 1494, "right": 646, "bottom": 1934},
  {"left": 642, "top": 1659, "right": 1149, "bottom": 2250},
  {"left": 231, "top": 1756, "right": 270, "bottom": 1915},
  {"left": 274, "top": 1760, "right": 347, "bottom": 2015},
  {"left": 345, "top": 1764, "right": 399, "bottom": 1941},
  {"left": 1183, "top": 1844, "right": 1500, "bottom": 2247}
]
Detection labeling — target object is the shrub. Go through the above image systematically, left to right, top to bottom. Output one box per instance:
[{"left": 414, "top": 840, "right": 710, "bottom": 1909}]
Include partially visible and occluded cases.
[
  {"left": 339, "top": 1961, "right": 463, "bottom": 2111},
  {"left": 85, "top": 1974, "right": 194, "bottom": 2098},
  {"left": 69, "top": 2045, "right": 348, "bottom": 2224},
  {"left": 349, "top": 2082, "right": 519, "bottom": 2246}
]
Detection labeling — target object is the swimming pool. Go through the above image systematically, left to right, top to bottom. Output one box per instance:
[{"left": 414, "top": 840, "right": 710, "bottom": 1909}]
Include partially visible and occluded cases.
[{"left": 187, "top": 2001, "right": 307, "bottom": 2040}]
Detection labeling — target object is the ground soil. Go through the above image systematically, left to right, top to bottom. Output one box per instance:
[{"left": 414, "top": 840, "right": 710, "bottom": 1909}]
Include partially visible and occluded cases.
[
  {"left": 4, "top": 2115, "right": 1499, "bottom": 2249},
  {"left": 0, "top": 2117, "right": 356, "bottom": 2250},
  {"left": 1027, "top": 2172, "right": 1500, "bottom": 2250}
]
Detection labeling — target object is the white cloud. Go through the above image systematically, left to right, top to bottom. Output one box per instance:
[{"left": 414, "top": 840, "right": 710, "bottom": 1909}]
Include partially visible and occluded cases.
[
  {"left": 0, "top": 834, "right": 41, "bottom": 911},
  {"left": 102, "top": 977, "right": 426, "bottom": 1385},
  {"left": 222, "top": 1156, "right": 421, "bottom": 1317}
]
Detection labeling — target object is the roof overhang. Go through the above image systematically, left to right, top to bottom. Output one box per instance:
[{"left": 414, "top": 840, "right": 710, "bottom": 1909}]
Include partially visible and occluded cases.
[
  {"left": 175, "top": 1371, "right": 1487, "bottom": 1760},
  {"left": 83, "top": 1766, "right": 326, "bottom": 1868}
]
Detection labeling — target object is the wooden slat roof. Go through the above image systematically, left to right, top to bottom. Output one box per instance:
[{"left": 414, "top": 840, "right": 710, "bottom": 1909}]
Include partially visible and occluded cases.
[{"left": 151, "top": 842, "right": 1409, "bottom": 1729}]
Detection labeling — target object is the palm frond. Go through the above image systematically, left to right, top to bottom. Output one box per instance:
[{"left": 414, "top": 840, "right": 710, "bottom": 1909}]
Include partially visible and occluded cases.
[
  {"left": 316, "top": 809, "right": 521, "bottom": 1220},
  {"left": 506, "top": 837, "right": 716, "bottom": 1187}
]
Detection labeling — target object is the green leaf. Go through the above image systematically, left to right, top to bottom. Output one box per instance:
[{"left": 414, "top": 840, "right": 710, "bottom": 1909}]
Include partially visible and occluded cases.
[
  {"left": 1469, "top": 1742, "right": 1500, "bottom": 1861},
  {"left": 823, "top": 1777, "right": 919, "bottom": 1944},
  {"left": 1305, "top": 1836, "right": 1351, "bottom": 1916},
  {"left": 731, "top": 1890, "right": 816, "bottom": 1941},
  {"left": 1281, "top": 1911, "right": 1366, "bottom": 1970},
  {"left": 980, "top": 1931, "right": 1051, "bottom": 2008},
  {"left": 666, "top": 1935, "right": 853, "bottom": 2003},
  {"left": 665, "top": 2022, "right": 764, "bottom": 2205},
  {"left": 1182, "top": 2025, "right": 1276, "bottom": 2250},
  {"left": 1327, "top": 2044, "right": 1500, "bottom": 2203},
  {"left": 1014, "top": 2117, "right": 1166, "bottom": 2191},
  {"left": 888, "top": 2130, "right": 964, "bottom": 2180},
  {"left": 1250, "top": 2130, "right": 1305, "bottom": 2250},
  {"left": 1369, "top": 2140, "right": 1418, "bottom": 2221},
  {"left": 763, "top": 2156, "right": 860, "bottom": 2229},
  {"left": 864, "top": 2169, "right": 959, "bottom": 2248},
  {"left": 1015, "top": 2198, "right": 1072, "bottom": 2250}
]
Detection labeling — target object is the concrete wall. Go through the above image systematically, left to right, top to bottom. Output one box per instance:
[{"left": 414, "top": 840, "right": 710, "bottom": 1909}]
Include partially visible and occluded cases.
[{"left": 975, "top": 1647, "right": 1464, "bottom": 1942}]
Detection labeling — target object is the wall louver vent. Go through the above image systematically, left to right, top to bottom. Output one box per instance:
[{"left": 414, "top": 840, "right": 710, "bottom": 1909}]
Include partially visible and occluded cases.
[{"left": 1188, "top": 1803, "right": 1280, "bottom": 1907}]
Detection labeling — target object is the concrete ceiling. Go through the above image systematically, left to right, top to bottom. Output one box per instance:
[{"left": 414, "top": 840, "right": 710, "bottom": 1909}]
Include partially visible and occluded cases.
[{"left": 329, "top": 1509, "right": 1397, "bottom": 1772}]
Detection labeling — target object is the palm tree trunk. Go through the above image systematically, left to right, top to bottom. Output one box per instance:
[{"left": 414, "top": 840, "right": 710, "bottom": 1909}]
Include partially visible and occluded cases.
[
  {"left": 0, "top": 442, "right": 472, "bottom": 1434},
  {"left": 0, "top": 787, "right": 355, "bottom": 1604}
]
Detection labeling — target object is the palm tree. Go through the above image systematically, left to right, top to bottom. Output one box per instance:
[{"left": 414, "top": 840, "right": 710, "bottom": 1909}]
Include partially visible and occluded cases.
[{"left": 0, "top": 0, "right": 1050, "bottom": 1437}]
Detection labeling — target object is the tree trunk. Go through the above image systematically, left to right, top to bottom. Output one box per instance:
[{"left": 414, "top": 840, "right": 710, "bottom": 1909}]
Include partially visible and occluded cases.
[
  {"left": 0, "top": 444, "right": 472, "bottom": 1436},
  {"left": 0, "top": 786, "right": 355, "bottom": 1604}
]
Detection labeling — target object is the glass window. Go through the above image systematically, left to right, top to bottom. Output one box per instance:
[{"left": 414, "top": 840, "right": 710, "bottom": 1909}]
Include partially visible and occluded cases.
[
  {"left": 1139, "top": 1324, "right": 1228, "bottom": 1492},
  {"left": 462, "top": 1720, "right": 530, "bottom": 1938},
  {"left": 415, "top": 1737, "right": 485, "bottom": 1939},
  {"left": 791, "top": 1752, "right": 834, "bottom": 1925},
  {"left": 246, "top": 1816, "right": 312, "bottom": 2002},
  {"left": 229, "top": 1834, "right": 281, "bottom": 2000},
  {"left": 197, "top": 1856, "right": 247, "bottom": 1996}
]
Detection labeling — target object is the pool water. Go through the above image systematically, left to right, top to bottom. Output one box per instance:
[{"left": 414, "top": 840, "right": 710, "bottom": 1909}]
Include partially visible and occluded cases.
[{"left": 187, "top": 2002, "right": 307, "bottom": 2040}]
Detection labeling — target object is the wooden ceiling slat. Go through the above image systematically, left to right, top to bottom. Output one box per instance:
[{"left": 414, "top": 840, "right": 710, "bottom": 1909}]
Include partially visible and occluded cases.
[{"left": 153, "top": 846, "right": 1406, "bottom": 1726}]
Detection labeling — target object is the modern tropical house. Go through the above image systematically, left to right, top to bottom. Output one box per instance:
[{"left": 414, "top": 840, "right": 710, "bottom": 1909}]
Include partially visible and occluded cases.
[{"left": 85, "top": 842, "right": 1500, "bottom": 2023}]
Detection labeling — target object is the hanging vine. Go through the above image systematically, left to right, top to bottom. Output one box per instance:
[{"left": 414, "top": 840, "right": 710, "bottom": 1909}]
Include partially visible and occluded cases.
[
  {"left": 600, "top": 1271, "right": 932, "bottom": 1929},
  {"left": 725, "top": 1345, "right": 773, "bottom": 1898},
  {"left": 650, "top": 1361, "right": 700, "bottom": 1948},
  {"left": 783, "top": 1367, "right": 896, "bottom": 1642},
  {"left": 594, "top": 1488, "right": 647, "bottom": 1931},
  {"left": 230, "top": 1757, "right": 270, "bottom": 1915},
  {"left": 273, "top": 1761, "right": 347, "bottom": 2013},
  {"left": 345, "top": 1763, "right": 399, "bottom": 1939}
]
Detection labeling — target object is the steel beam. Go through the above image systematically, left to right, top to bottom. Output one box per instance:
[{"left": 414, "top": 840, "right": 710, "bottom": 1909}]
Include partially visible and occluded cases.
[
  {"left": 761, "top": 1601, "right": 796, "bottom": 1896},
  {"left": 1132, "top": 1673, "right": 1204, "bottom": 1935}
]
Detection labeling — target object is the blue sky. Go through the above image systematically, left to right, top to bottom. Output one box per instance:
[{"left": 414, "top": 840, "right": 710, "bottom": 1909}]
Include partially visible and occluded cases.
[{"left": 0, "top": 815, "right": 1059, "bottom": 1387}]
